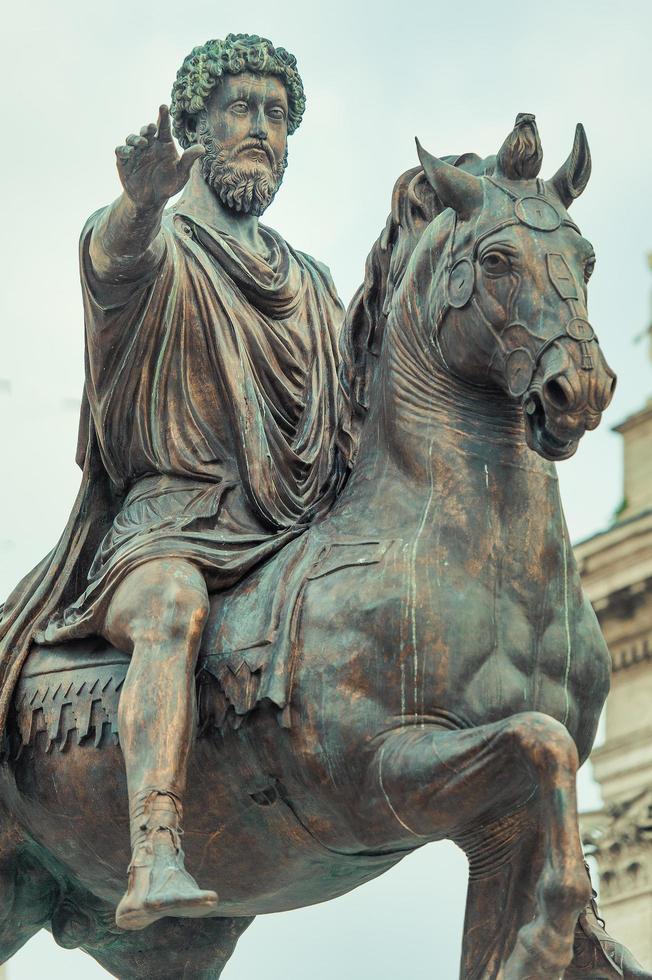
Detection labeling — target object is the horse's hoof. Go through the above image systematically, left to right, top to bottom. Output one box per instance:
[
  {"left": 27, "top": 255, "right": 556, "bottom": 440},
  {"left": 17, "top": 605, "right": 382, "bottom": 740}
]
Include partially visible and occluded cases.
[
  {"left": 115, "top": 834, "right": 219, "bottom": 931},
  {"left": 563, "top": 909, "right": 651, "bottom": 979}
]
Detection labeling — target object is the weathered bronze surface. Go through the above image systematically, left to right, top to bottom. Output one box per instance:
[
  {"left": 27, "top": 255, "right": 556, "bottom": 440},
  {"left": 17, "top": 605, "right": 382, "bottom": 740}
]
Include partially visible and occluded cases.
[{"left": 0, "top": 34, "right": 650, "bottom": 979}]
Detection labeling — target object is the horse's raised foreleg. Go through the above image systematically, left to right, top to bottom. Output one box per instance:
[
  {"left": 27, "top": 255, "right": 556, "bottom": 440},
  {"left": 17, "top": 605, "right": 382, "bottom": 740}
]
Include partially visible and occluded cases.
[{"left": 362, "top": 711, "right": 590, "bottom": 980}]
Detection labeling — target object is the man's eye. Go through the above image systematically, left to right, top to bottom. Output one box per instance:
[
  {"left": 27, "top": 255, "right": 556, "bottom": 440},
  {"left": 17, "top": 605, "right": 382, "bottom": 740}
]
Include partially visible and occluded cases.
[
  {"left": 231, "top": 102, "right": 249, "bottom": 114},
  {"left": 267, "top": 108, "right": 286, "bottom": 120},
  {"left": 481, "top": 252, "right": 511, "bottom": 276},
  {"left": 584, "top": 257, "right": 596, "bottom": 282}
]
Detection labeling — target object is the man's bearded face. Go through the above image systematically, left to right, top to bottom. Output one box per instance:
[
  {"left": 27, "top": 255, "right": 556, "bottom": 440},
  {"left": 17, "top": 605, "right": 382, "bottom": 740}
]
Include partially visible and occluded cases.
[
  {"left": 195, "top": 72, "right": 290, "bottom": 217},
  {"left": 197, "top": 116, "right": 288, "bottom": 217}
]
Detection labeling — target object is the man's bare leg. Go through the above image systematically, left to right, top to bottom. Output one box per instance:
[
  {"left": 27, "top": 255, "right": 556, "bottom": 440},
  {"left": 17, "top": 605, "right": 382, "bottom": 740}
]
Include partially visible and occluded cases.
[{"left": 102, "top": 557, "right": 218, "bottom": 930}]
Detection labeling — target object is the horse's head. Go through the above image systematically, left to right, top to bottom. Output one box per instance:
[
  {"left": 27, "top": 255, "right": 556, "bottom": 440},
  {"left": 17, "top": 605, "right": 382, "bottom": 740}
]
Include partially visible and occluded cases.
[{"left": 414, "top": 114, "right": 616, "bottom": 460}]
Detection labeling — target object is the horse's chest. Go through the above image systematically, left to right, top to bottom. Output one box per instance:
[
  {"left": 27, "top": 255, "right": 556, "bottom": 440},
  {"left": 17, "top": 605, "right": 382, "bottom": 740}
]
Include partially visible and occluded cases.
[{"left": 382, "top": 539, "right": 610, "bottom": 747}]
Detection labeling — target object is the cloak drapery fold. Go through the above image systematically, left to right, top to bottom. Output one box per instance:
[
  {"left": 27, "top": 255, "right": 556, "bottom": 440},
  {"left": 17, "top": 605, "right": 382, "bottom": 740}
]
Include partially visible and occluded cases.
[{"left": 0, "top": 208, "right": 345, "bottom": 731}]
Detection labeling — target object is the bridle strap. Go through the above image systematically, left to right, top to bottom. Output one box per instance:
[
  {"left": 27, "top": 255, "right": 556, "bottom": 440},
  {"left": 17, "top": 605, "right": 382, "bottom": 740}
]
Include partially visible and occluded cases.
[{"left": 433, "top": 178, "right": 597, "bottom": 396}]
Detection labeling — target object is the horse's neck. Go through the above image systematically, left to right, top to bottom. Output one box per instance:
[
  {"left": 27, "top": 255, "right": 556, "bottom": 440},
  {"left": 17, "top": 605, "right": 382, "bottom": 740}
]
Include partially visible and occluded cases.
[{"left": 335, "top": 312, "right": 565, "bottom": 549}]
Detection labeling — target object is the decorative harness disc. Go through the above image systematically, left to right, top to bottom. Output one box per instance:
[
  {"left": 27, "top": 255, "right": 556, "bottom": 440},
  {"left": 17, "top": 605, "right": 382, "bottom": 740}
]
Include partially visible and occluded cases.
[
  {"left": 438, "top": 176, "right": 598, "bottom": 396},
  {"left": 514, "top": 196, "right": 562, "bottom": 231}
]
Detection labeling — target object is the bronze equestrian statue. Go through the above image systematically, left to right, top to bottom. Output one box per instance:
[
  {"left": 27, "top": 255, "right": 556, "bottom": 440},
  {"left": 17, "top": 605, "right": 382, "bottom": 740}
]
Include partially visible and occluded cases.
[{"left": 0, "top": 32, "right": 649, "bottom": 980}]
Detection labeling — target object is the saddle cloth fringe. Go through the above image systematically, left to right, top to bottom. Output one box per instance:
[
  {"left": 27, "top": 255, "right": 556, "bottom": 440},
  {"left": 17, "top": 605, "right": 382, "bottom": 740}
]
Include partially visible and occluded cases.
[{"left": 12, "top": 662, "right": 124, "bottom": 755}]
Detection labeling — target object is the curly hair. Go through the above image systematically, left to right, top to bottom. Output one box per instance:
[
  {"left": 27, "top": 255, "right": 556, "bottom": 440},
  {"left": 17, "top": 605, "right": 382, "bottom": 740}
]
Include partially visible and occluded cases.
[{"left": 170, "top": 33, "right": 306, "bottom": 147}]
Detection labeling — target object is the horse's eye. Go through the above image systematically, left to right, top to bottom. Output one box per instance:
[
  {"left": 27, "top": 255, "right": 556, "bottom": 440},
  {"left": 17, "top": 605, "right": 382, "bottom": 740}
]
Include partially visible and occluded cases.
[
  {"left": 481, "top": 252, "right": 511, "bottom": 276},
  {"left": 584, "top": 256, "right": 596, "bottom": 283}
]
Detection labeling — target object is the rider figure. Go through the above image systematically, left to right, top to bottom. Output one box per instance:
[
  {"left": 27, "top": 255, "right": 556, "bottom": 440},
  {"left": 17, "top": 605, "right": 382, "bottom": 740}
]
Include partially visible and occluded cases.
[{"left": 1, "top": 34, "right": 344, "bottom": 930}]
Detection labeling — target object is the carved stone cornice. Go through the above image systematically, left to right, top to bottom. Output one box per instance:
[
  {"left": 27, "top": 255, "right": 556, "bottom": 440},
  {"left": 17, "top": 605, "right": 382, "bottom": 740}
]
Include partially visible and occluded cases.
[
  {"left": 613, "top": 402, "right": 652, "bottom": 437},
  {"left": 575, "top": 509, "right": 652, "bottom": 608},
  {"left": 575, "top": 512, "right": 652, "bottom": 679},
  {"left": 610, "top": 630, "right": 652, "bottom": 672},
  {"left": 590, "top": 724, "right": 652, "bottom": 804},
  {"left": 581, "top": 788, "right": 652, "bottom": 904},
  {"left": 584, "top": 788, "right": 652, "bottom": 847}
]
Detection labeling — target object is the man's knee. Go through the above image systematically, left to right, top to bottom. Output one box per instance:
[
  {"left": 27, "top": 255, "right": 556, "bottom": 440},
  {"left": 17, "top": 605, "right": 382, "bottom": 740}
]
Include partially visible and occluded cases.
[
  {"left": 105, "top": 561, "right": 209, "bottom": 650},
  {"left": 155, "top": 577, "right": 210, "bottom": 645}
]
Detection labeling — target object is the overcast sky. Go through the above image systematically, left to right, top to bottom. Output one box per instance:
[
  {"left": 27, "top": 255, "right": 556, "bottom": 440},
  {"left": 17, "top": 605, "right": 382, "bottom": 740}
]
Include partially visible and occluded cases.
[{"left": 1, "top": 0, "right": 651, "bottom": 977}]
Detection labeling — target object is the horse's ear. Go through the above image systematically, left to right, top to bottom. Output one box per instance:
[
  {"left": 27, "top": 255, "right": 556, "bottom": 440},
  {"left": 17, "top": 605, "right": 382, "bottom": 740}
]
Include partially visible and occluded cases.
[
  {"left": 549, "top": 123, "right": 591, "bottom": 208},
  {"left": 415, "top": 138, "right": 483, "bottom": 220}
]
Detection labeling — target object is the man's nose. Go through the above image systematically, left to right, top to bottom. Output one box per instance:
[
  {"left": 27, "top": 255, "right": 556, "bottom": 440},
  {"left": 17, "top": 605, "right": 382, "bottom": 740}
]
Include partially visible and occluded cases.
[{"left": 250, "top": 107, "right": 268, "bottom": 140}]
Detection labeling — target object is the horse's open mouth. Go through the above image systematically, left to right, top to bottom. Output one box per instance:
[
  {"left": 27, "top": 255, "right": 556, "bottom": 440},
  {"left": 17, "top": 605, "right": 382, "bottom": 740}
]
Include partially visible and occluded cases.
[{"left": 523, "top": 393, "right": 579, "bottom": 461}]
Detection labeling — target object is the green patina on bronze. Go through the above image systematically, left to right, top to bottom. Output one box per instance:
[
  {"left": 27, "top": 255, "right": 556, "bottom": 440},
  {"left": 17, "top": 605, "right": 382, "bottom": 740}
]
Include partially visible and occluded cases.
[
  {"left": 171, "top": 33, "right": 306, "bottom": 144},
  {"left": 0, "top": 38, "right": 649, "bottom": 980}
]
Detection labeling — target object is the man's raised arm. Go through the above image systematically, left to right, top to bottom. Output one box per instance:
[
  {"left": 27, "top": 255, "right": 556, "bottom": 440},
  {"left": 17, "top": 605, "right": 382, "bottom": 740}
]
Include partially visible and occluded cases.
[{"left": 89, "top": 105, "right": 205, "bottom": 282}]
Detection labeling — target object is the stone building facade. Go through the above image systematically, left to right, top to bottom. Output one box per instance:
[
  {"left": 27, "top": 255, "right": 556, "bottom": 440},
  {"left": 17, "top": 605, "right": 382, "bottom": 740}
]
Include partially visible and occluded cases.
[{"left": 576, "top": 383, "right": 652, "bottom": 968}]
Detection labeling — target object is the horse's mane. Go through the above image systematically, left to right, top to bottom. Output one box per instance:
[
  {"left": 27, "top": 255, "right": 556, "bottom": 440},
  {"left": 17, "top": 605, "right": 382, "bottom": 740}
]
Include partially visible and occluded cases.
[{"left": 337, "top": 152, "right": 494, "bottom": 468}]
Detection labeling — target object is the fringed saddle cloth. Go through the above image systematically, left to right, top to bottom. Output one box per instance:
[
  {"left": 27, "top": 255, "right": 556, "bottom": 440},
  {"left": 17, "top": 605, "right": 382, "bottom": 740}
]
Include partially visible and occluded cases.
[{"left": 11, "top": 533, "right": 392, "bottom": 755}]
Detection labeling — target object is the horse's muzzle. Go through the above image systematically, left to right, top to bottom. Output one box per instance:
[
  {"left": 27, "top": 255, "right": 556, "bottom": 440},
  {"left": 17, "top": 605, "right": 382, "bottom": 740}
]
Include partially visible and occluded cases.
[{"left": 523, "top": 341, "right": 616, "bottom": 461}]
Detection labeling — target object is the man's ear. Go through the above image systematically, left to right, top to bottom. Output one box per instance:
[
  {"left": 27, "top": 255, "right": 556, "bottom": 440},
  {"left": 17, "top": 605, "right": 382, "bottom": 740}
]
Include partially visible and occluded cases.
[{"left": 185, "top": 114, "right": 198, "bottom": 146}]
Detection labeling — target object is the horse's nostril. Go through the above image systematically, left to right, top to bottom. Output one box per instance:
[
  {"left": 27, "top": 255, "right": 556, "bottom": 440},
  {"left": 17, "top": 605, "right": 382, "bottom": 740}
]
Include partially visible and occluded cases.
[
  {"left": 597, "top": 374, "right": 617, "bottom": 411},
  {"left": 544, "top": 378, "right": 572, "bottom": 411}
]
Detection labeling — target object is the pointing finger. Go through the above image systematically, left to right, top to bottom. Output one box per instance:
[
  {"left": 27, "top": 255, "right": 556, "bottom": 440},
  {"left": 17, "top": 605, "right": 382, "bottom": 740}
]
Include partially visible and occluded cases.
[{"left": 157, "top": 104, "right": 173, "bottom": 142}]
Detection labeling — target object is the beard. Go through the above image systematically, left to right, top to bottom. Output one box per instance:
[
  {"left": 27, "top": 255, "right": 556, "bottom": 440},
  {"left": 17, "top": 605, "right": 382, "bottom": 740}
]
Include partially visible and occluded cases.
[{"left": 196, "top": 119, "right": 288, "bottom": 217}]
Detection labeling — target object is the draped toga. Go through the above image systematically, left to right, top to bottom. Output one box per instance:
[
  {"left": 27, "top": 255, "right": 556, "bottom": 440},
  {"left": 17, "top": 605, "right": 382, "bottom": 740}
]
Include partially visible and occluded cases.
[{"left": 0, "top": 207, "right": 345, "bottom": 726}]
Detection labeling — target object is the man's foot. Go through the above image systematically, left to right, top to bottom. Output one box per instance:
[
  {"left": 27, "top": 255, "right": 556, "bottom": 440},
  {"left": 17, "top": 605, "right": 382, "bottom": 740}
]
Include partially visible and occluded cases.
[
  {"left": 116, "top": 790, "right": 218, "bottom": 931},
  {"left": 116, "top": 829, "right": 218, "bottom": 931},
  {"left": 564, "top": 898, "right": 652, "bottom": 979}
]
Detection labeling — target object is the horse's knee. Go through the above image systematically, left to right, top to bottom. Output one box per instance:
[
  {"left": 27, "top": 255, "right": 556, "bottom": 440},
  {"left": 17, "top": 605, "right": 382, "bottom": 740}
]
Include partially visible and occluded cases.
[{"left": 505, "top": 711, "right": 579, "bottom": 776}]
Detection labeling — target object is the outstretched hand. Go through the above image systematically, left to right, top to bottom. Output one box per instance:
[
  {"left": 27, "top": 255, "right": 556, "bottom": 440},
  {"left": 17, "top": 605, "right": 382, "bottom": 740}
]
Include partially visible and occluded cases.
[{"left": 115, "top": 105, "right": 205, "bottom": 209}]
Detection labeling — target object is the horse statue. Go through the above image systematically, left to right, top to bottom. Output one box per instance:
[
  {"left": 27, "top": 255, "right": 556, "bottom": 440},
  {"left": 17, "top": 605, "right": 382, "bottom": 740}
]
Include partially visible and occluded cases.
[{"left": 0, "top": 115, "right": 647, "bottom": 980}]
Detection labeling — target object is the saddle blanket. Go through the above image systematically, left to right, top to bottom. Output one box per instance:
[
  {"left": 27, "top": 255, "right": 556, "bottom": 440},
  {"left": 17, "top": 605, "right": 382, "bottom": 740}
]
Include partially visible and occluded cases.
[{"left": 11, "top": 532, "right": 393, "bottom": 753}]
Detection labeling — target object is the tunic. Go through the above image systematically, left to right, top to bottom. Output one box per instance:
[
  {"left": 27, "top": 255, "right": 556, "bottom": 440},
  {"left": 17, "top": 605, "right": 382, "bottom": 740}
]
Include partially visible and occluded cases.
[{"left": 0, "top": 206, "right": 344, "bottom": 724}]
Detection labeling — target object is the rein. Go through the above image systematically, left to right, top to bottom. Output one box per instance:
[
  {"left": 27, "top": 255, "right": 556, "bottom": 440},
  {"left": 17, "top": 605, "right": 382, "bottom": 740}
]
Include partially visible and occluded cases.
[{"left": 433, "top": 176, "right": 599, "bottom": 399}]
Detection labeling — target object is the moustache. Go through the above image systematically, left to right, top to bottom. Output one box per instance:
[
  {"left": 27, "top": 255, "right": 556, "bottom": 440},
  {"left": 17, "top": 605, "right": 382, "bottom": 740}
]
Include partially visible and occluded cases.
[{"left": 234, "top": 139, "right": 275, "bottom": 167}]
